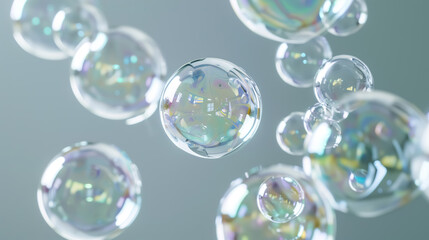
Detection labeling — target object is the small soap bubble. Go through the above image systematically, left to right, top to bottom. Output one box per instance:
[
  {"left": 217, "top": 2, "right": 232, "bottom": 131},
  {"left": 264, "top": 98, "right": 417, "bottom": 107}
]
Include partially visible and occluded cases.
[
  {"left": 10, "top": 0, "right": 79, "bottom": 59},
  {"left": 230, "top": 0, "right": 353, "bottom": 43},
  {"left": 328, "top": 0, "right": 368, "bottom": 37},
  {"left": 52, "top": 3, "right": 108, "bottom": 56},
  {"left": 71, "top": 26, "right": 166, "bottom": 123},
  {"left": 275, "top": 36, "right": 332, "bottom": 88},
  {"left": 314, "top": 55, "right": 374, "bottom": 106},
  {"left": 159, "top": 58, "right": 262, "bottom": 159},
  {"left": 304, "top": 103, "right": 333, "bottom": 132},
  {"left": 276, "top": 112, "right": 307, "bottom": 156},
  {"left": 37, "top": 142, "right": 142, "bottom": 240},
  {"left": 348, "top": 169, "right": 370, "bottom": 192},
  {"left": 257, "top": 176, "right": 305, "bottom": 223}
]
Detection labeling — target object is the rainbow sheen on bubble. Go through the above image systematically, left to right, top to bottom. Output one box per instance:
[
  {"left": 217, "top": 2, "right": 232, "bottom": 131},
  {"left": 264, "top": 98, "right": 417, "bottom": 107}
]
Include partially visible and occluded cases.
[
  {"left": 230, "top": 0, "right": 353, "bottom": 43},
  {"left": 327, "top": 0, "right": 368, "bottom": 37},
  {"left": 71, "top": 26, "right": 166, "bottom": 123},
  {"left": 160, "top": 58, "right": 262, "bottom": 159},
  {"left": 305, "top": 91, "right": 429, "bottom": 217},
  {"left": 276, "top": 112, "right": 307, "bottom": 156},
  {"left": 37, "top": 142, "right": 142, "bottom": 240},
  {"left": 216, "top": 164, "right": 335, "bottom": 240}
]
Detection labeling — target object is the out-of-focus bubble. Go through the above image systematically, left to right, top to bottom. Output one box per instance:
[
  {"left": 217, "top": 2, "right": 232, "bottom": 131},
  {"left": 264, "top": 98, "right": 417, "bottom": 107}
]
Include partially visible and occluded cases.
[
  {"left": 10, "top": 0, "right": 78, "bottom": 59},
  {"left": 229, "top": 0, "right": 353, "bottom": 43},
  {"left": 327, "top": 0, "right": 368, "bottom": 37},
  {"left": 52, "top": 3, "right": 108, "bottom": 56},
  {"left": 71, "top": 26, "right": 166, "bottom": 124},
  {"left": 275, "top": 36, "right": 332, "bottom": 88},
  {"left": 314, "top": 55, "right": 374, "bottom": 106},
  {"left": 159, "top": 58, "right": 262, "bottom": 159},
  {"left": 305, "top": 91, "right": 428, "bottom": 217},
  {"left": 276, "top": 112, "right": 307, "bottom": 156},
  {"left": 37, "top": 142, "right": 142, "bottom": 240},
  {"left": 216, "top": 164, "right": 336, "bottom": 240},
  {"left": 257, "top": 176, "right": 305, "bottom": 223}
]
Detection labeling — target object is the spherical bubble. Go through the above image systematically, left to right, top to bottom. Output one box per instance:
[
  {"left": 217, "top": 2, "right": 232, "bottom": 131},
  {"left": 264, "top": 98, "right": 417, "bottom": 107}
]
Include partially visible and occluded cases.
[
  {"left": 10, "top": 0, "right": 79, "bottom": 59},
  {"left": 230, "top": 0, "right": 353, "bottom": 43},
  {"left": 327, "top": 0, "right": 368, "bottom": 37},
  {"left": 52, "top": 3, "right": 108, "bottom": 56},
  {"left": 71, "top": 26, "right": 166, "bottom": 124},
  {"left": 275, "top": 36, "right": 332, "bottom": 88},
  {"left": 314, "top": 55, "right": 374, "bottom": 106},
  {"left": 159, "top": 58, "right": 262, "bottom": 159},
  {"left": 305, "top": 91, "right": 428, "bottom": 217},
  {"left": 304, "top": 103, "right": 331, "bottom": 132},
  {"left": 276, "top": 112, "right": 307, "bottom": 156},
  {"left": 37, "top": 142, "right": 142, "bottom": 240},
  {"left": 216, "top": 164, "right": 336, "bottom": 240},
  {"left": 257, "top": 176, "right": 305, "bottom": 223}
]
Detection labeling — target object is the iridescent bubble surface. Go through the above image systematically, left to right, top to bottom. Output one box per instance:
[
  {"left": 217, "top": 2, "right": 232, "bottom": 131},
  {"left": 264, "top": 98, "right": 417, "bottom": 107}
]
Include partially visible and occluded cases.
[
  {"left": 10, "top": 0, "right": 78, "bottom": 59},
  {"left": 230, "top": 0, "right": 353, "bottom": 43},
  {"left": 327, "top": 0, "right": 368, "bottom": 37},
  {"left": 52, "top": 3, "right": 108, "bottom": 56},
  {"left": 71, "top": 26, "right": 166, "bottom": 123},
  {"left": 275, "top": 36, "right": 332, "bottom": 88},
  {"left": 314, "top": 55, "right": 374, "bottom": 106},
  {"left": 159, "top": 58, "right": 262, "bottom": 159},
  {"left": 305, "top": 91, "right": 429, "bottom": 217},
  {"left": 276, "top": 112, "right": 307, "bottom": 156},
  {"left": 37, "top": 142, "right": 142, "bottom": 240},
  {"left": 216, "top": 164, "right": 336, "bottom": 240},
  {"left": 257, "top": 176, "right": 305, "bottom": 223}
]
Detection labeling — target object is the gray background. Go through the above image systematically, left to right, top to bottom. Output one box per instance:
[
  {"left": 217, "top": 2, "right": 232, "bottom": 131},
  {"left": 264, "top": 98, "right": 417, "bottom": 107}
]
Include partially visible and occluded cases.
[{"left": 0, "top": 0, "right": 428, "bottom": 239}]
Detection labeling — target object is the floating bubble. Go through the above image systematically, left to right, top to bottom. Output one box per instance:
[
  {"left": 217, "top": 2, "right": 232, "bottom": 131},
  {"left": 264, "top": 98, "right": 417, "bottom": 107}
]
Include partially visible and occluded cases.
[
  {"left": 10, "top": 0, "right": 79, "bottom": 59},
  {"left": 229, "top": 0, "right": 353, "bottom": 43},
  {"left": 327, "top": 0, "right": 368, "bottom": 37},
  {"left": 52, "top": 3, "right": 108, "bottom": 56},
  {"left": 71, "top": 26, "right": 166, "bottom": 124},
  {"left": 275, "top": 36, "right": 332, "bottom": 88},
  {"left": 314, "top": 55, "right": 374, "bottom": 106},
  {"left": 159, "top": 58, "right": 262, "bottom": 159},
  {"left": 305, "top": 91, "right": 428, "bottom": 217},
  {"left": 304, "top": 103, "right": 332, "bottom": 132},
  {"left": 276, "top": 112, "right": 307, "bottom": 156},
  {"left": 37, "top": 142, "right": 142, "bottom": 240},
  {"left": 216, "top": 164, "right": 336, "bottom": 240},
  {"left": 257, "top": 176, "right": 305, "bottom": 223}
]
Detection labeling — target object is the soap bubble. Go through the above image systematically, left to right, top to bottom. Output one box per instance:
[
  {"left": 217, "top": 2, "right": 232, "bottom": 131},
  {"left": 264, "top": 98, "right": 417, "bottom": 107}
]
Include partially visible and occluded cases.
[
  {"left": 10, "top": 0, "right": 79, "bottom": 59},
  {"left": 230, "top": 0, "right": 353, "bottom": 43},
  {"left": 327, "top": 0, "right": 368, "bottom": 37},
  {"left": 52, "top": 3, "right": 108, "bottom": 56},
  {"left": 71, "top": 26, "right": 166, "bottom": 124},
  {"left": 275, "top": 36, "right": 332, "bottom": 88},
  {"left": 314, "top": 55, "right": 374, "bottom": 106},
  {"left": 159, "top": 58, "right": 262, "bottom": 159},
  {"left": 305, "top": 91, "right": 429, "bottom": 217},
  {"left": 276, "top": 112, "right": 307, "bottom": 156},
  {"left": 37, "top": 142, "right": 142, "bottom": 240},
  {"left": 216, "top": 164, "right": 336, "bottom": 240},
  {"left": 257, "top": 176, "right": 305, "bottom": 223}
]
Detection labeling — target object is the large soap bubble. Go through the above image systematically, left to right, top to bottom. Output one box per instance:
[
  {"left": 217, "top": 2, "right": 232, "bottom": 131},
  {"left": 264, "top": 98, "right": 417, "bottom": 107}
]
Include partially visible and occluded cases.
[
  {"left": 230, "top": 0, "right": 353, "bottom": 43},
  {"left": 159, "top": 58, "right": 262, "bottom": 159},
  {"left": 304, "top": 91, "right": 429, "bottom": 217},
  {"left": 216, "top": 164, "right": 336, "bottom": 240}
]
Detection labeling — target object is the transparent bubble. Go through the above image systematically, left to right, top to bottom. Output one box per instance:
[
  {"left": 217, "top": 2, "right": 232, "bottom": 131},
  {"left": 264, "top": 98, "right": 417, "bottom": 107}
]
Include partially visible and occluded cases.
[
  {"left": 10, "top": 0, "right": 79, "bottom": 59},
  {"left": 230, "top": 0, "right": 353, "bottom": 43},
  {"left": 327, "top": 0, "right": 368, "bottom": 37},
  {"left": 52, "top": 3, "right": 108, "bottom": 56},
  {"left": 71, "top": 26, "right": 166, "bottom": 124},
  {"left": 275, "top": 36, "right": 332, "bottom": 88},
  {"left": 314, "top": 55, "right": 374, "bottom": 106},
  {"left": 160, "top": 58, "right": 262, "bottom": 159},
  {"left": 305, "top": 91, "right": 428, "bottom": 217},
  {"left": 304, "top": 103, "right": 332, "bottom": 132},
  {"left": 276, "top": 112, "right": 307, "bottom": 156},
  {"left": 37, "top": 142, "right": 142, "bottom": 240},
  {"left": 216, "top": 164, "right": 336, "bottom": 240},
  {"left": 257, "top": 176, "right": 305, "bottom": 223}
]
